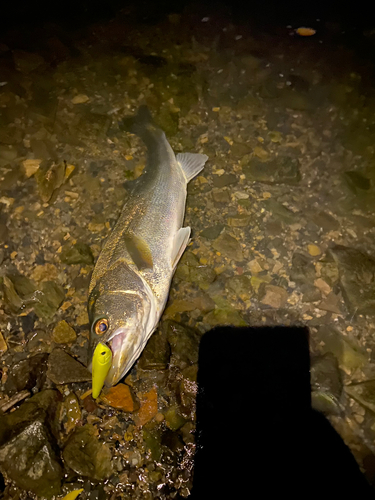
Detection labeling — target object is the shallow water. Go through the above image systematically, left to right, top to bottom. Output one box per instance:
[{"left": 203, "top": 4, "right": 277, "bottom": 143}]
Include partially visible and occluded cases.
[{"left": 1, "top": 1, "right": 375, "bottom": 498}]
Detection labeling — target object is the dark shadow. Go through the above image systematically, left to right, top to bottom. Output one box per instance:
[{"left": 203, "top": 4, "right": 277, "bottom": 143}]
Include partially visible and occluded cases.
[{"left": 190, "top": 326, "right": 374, "bottom": 499}]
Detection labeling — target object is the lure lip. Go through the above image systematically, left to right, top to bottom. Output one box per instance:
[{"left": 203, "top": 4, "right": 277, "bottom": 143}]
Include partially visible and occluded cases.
[{"left": 92, "top": 342, "right": 112, "bottom": 399}]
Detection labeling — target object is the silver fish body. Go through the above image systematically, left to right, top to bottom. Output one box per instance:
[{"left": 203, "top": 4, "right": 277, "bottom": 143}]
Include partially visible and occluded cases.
[{"left": 88, "top": 107, "right": 208, "bottom": 387}]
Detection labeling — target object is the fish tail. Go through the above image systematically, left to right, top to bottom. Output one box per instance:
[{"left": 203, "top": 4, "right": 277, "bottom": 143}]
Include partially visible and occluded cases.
[{"left": 119, "top": 106, "right": 163, "bottom": 147}]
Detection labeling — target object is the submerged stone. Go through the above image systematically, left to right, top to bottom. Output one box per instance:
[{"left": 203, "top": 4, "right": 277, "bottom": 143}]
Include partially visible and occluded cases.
[
  {"left": 243, "top": 157, "right": 301, "bottom": 185},
  {"left": 200, "top": 224, "right": 225, "bottom": 240},
  {"left": 212, "top": 232, "right": 244, "bottom": 261},
  {"left": 60, "top": 242, "right": 94, "bottom": 265},
  {"left": 328, "top": 245, "right": 375, "bottom": 315},
  {"left": 290, "top": 252, "right": 316, "bottom": 285},
  {"left": 226, "top": 275, "right": 253, "bottom": 301},
  {"left": 33, "top": 281, "right": 65, "bottom": 320},
  {"left": 203, "top": 307, "right": 248, "bottom": 327},
  {"left": 52, "top": 320, "right": 77, "bottom": 344},
  {"left": 163, "top": 320, "right": 201, "bottom": 369},
  {"left": 317, "top": 326, "right": 368, "bottom": 371},
  {"left": 138, "top": 328, "right": 170, "bottom": 370},
  {"left": 47, "top": 348, "right": 91, "bottom": 384},
  {"left": 4, "top": 353, "right": 48, "bottom": 395},
  {"left": 310, "top": 353, "right": 343, "bottom": 415},
  {"left": 345, "top": 380, "right": 375, "bottom": 414},
  {"left": 101, "top": 384, "right": 136, "bottom": 412},
  {"left": 0, "top": 420, "right": 62, "bottom": 498},
  {"left": 63, "top": 425, "right": 113, "bottom": 480}
]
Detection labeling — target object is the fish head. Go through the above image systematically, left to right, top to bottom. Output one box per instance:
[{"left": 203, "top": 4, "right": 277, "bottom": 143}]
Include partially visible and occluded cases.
[{"left": 88, "top": 286, "right": 153, "bottom": 388}]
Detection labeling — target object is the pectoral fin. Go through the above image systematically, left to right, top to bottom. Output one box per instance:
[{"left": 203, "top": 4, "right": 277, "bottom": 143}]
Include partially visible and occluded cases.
[
  {"left": 172, "top": 227, "right": 191, "bottom": 269},
  {"left": 124, "top": 233, "right": 154, "bottom": 270}
]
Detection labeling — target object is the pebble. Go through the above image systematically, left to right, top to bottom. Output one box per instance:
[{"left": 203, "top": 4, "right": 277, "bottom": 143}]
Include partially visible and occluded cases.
[
  {"left": 71, "top": 94, "right": 90, "bottom": 104},
  {"left": 307, "top": 244, "right": 321, "bottom": 256},
  {"left": 260, "top": 285, "right": 289, "bottom": 308},
  {"left": 52, "top": 320, "right": 77, "bottom": 344},
  {"left": 0, "top": 331, "right": 7, "bottom": 354},
  {"left": 101, "top": 384, "right": 136, "bottom": 412},
  {"left": 135, "top": 387, "right": 158, "bottom": 427}
]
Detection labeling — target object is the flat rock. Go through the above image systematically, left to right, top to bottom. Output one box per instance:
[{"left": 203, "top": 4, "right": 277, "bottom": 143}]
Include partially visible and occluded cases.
[
  {"left": 212, "top": 232, "right": 244, "bottom": 261},
  {"left": 328, "top": 245, "right": 375, "bottom": 315},
  {"left": 47, "top": 348, "right": 91, "bottom": 384},
  {"left": 0, "top": 420, "right": 62, "bottom": 498}
]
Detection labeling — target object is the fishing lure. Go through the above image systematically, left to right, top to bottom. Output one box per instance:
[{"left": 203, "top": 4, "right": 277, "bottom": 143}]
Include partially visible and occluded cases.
[{"left": 92, "top": 343, "right": 112, "bottom": 399}]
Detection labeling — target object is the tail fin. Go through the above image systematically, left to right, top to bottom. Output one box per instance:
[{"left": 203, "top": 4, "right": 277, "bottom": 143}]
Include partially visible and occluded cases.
[{"left": 119, "top": 106, "right": 163, "bottom": 147}]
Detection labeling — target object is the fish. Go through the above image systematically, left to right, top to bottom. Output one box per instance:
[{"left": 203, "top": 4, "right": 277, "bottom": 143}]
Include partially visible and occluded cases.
[{"left": 88, "top": 106, "right": 208, "bottom": 397}]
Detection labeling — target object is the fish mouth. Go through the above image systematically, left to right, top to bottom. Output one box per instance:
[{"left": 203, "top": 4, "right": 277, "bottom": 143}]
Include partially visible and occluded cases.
[{"left": 104, "top": 327, "right": 138, "bottom": 387}]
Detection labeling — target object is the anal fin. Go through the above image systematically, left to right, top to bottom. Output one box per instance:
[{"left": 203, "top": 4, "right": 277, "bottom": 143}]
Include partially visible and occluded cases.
[{"left": 177, "top": 153, "right": 208, "bottom": 183}]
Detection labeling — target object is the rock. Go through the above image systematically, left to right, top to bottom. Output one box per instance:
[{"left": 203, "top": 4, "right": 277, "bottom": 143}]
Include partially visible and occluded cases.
[
  {"left": 12, "top": 50, "right": 45, "bottom": 72},
  {"left": 71, "top": 94, "right": 90, "bottom": 104},
  {"left": 0, "top": 145, "right": 18, "bottom": 161},
  {"left": 243, "top": 157, "right": 301, "bottom": 185},
  {"left": 22, "top": 159, "right": 41, "bottom": 178},
  {"left": 35, "top": 162, "right": 65, "bottom": 203},
  {"left": 343, "top": 171, "right": 371, "bottom": 192},
  {"left": 213, "top": 173, "right": 238, "bottom": 188},
  {"left": 212, "top": 188, "right": 231, "bottom": 203},
  {"left": 263, "top": 199, "right": 298, "bottom": 224},
  {"left": 309, "top": 211, "right": 339, "bottom": 231},
  {"left": 227, "top": 214, "right": 251, "bottom": 227},
  {"left": 200, "top": 224, "right": 225, "bottom": 240},
  {"left": 212, "top": 232, "right": 244, "bottom": 261},
  {"left": 60, "top": 242, "right": 94, "bottom": 265},
  {"left": 307, "top": 244, "right": 321, "bottom": 256},
  {"left": 328, "top": 245, "right": 375, "bottom": 315},
  {"left": 175, "top": 251, "right": 216, "bottom": 287},
  {"left": 290, "top": 252, "right": 316, "bottom": 285},
  {"left": 8, "top": 274, "right": 36, "bottom": 298},
  {"left": 225, "top": 275, "right": 253, "bottom": 301},
  {"left": 2, "top": 276, "right": 23, "bottom": 312},
  {"left": 33, "top": 281, "right": 65, "bottom": 320},
  {"left": 260, "top": 284, "right": 288, "bottom": 308},
  {"left": 300, "top": 284, "right": 321, "bottom": 302},
  {"left": 317, "top": 292, "right": 342, "bottom": 314},
  {"left": 165, "top": 294, "right": 215, "bottom": 317},
  {"left": 203, "top": 307, "right": 248, "bottom": 327},
  {"left": 52, "top": 320, "right": 77, "bottom": 344},
  {"left": 164, "top": 320, "right": 201, "bottom": 369},
  {"left": 316, "top": 326, "right": 368, "bottom": 371},
  {"left": 138, "top": 328, "right": 170, "bottom": 370},
  {"left": 26, "top": 329, "right": 52, "bottom": 353},
  {"left": 0, "top": 331, "right": 7, "bottom": 354},
  {"left": 47, "top": 348, "right": 91, "bottom": 384},
  {"left": 4, "top": 353, "right": 48, "bottom": 395},
  {"left": 310, "top": 353, "right": 342, "bottom": 415},
  {"left": 345, "top": 380, "right": 375, "bottom": 414},
  {"left": 101, "top": 384, "right": 136, "bottom": 412},
  {"left": 135, "top": 387, "right": 158, "bottom": 427},
  {"left": 59, "top": 393, "right": 81, "bottom": 435},
  {"left": 163, "top": 405, "right": 187, "bottom": 431},
  {"left": 0, "top": 420, "right": 62, "bottom": 498},
  {"left": 63, "top": 425, "right": 112, "bottom": 480},
  {"left": 142, "top": 428, "right": 162, "bottom": 461}
]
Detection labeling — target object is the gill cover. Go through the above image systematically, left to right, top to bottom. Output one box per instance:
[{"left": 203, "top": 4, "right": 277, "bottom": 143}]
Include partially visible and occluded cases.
[{"left": 92, "top": 342, "right": 112, "bottom": 399}]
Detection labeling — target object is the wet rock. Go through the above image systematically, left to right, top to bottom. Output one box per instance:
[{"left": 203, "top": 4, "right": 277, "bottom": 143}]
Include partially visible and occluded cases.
[
  {"left": 12, "top": 50, "right": 45, "bottom": 73},
  {"left": 278, "top": 89, "right": 312, "bottom": 111},
  {"left": 156, "top": 106, "right": 179, "bottom": 136},
  {"left": 230, "top": 141, "right": 252, "bottom": 157},
  {"left": 0, "top": 145, "right": 18, "bottom": 161},
  {"left": 243, "top": 157, "right": 301, "bottom": 185},
  {"left": 35, "top": 162, "right": 65, "bottom": 203},
  {"left": 343, "top": 171, "right": 371, "bottom": 192},
  {"left": 213, "top": 173, "right": 238, "bottom": 188},
  {"left": 211, "top": 188, "right": 231, "bottom": 204},
  {"left": 263, "top": 199, "right": 298, "bottom": 224},
  {"left": 309, "top": 211, "right": 340, "bottom": 231},
  {"left": 227, "top": 214, "right": 251, "bottom": 227},
  {"left": 200, "top": 224, "right": 225, "bottom": 240},
  {"left": 212, "top": 232, "right": 244, "bottom": 261},
  {"left": 60, "top": 242, "right": 94, "bottom": 265},
  {"left": 307, "top": 244, "right": 321, "bottom": 257},
  {"left": 328, "top": 245, "right": 375, "bottom": 315},
  {"left": 175, "top": 251, "right": 216, "bottom": 286},
  {"left": 290, "top": 252, "right": 316, "bottom": 284},
  {"left": 7, "top": 274, "right": 36, "bottom": 298},
  {"left": 225, "top": 275, "right": 253, "bottom": 301},
  {"left": 2, "top": 276, "right": 23, "bottom": 312},
  {"left": 33, "top": 281, "right": 65, "bottom": 320},
  {"left": 260, "top": 284, "right": 288, "bottom": 308},
  {"left": 300, "top": 284, "right": 321, "bottom": 302},
  {"left": 317, "top": 292, "right": 342, "bottom": 314},
  {"left": 165, "top": 294, "right": 215, "bottom": 317},
  {"left": 203, "top": 307, "right": 248, "bottom": 327},
  {"left": 52, "top": 320, "right": 77, "bottom": 344},
  {"left": 164, "top": 320, "right": 200, "bottom": 369},
  {"left": 316, "top": 326, "right": 368, "bottom": 370},
  {"left": 138, "top": 328, "right": 170, "bottom": 370},
  {"left": 26, "top": 329, "right": 52, "bottom": 353},
  {"left": 0, "top": 331, "right": 7, "bottom": 354},
  {"left": 47, "top": 348, "right": 91, "bottom": 384},
  {"left": 4, "top": 353, "right": 48, "bottom": 395},
  {"left": 310, "top": 353, "right": 343, "bottom": 415},
  {"left": 179, "top": 372, "right": 198, "bottom": 419},
  {"left": 345, "top": 380, "right": 375, "bottom": 414},
  {"left": 101, "top": 384, "right": 136, "bottom": 412},
  {"left": 135, "top": 387, "right": 158, "bottom": 427},
  {"left": 60, "top": 393, "right": 81, "bottom": 435},
  {"left": 163, "top": 405, "right": 187, "bottom": 431},
  {"left": 0, "top": 420, "right": 62, "bottom": 498},
  {"left": 63, "top": 425, "right": 113, "bottom": 480},
  {"left": 143, "top": 427, "right": 162, "bottom": 461},
  {"left": 161, "top": 429, "right": 184, "bottom": 453}
]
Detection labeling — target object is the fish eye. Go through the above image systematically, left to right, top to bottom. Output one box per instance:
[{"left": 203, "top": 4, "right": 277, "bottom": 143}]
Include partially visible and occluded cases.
[{"left": 94, "top": 318, "right": 109, "bottom": 335}]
